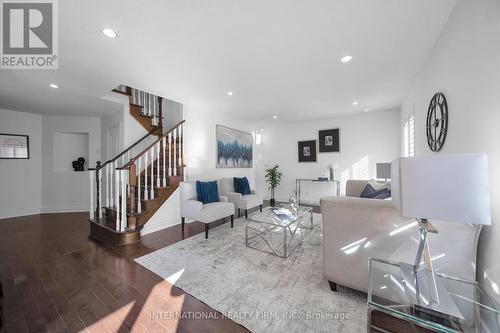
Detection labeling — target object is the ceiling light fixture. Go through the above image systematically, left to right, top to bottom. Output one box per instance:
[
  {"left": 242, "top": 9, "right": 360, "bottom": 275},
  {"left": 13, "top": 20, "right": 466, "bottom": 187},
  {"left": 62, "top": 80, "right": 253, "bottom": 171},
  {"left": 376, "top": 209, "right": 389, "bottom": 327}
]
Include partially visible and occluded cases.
[
  {"left": 102, "top": 28, "right": 117, "bottom": 39},
  {"left": 341, "top": 55, "right": 352, "bottom": 63},
  {"left": 48, "top": 83, "right": 59, "bottom": 89},
  {"left": 227, "top": 91, "right": 233, "bottom": 96},
  {"left": 352, "top": 101, "right": 358, "bottom": 106},
  {"left": 273, "top": 115, "right": 278, "bottom": 119}
]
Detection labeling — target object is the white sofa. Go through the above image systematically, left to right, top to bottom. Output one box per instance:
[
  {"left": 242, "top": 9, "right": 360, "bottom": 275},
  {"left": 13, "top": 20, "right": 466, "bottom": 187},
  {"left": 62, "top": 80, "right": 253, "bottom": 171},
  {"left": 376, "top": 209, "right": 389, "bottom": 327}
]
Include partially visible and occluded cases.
[
  {"left": 218, "top": 178, "right": 263, "bottom": 219},
  {"left": 320, "top": 180, "right": 481, "bottom": 293},
  {"left": 180, "top": 181, "right": 235, "bottom": 238}
]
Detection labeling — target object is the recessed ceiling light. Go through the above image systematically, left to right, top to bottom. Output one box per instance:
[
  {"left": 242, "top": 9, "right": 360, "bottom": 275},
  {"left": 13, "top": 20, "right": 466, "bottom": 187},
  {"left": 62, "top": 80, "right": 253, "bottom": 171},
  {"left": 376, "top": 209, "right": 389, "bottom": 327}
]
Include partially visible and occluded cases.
[
  {"left": 102, "top": 28, "right": 117, "bottom": 39},
  {"left": 341, "top": 55, "right": 353, "bottom": 63},
  {"left": 48, "top": 83, "right": 59, "bottom": 89},
  {"left": 227, "top": 91, "right": 233, "bottom": 96},
  {"left": 352, "top": 101, "right": 358, "bottom": 106},
  {"left": 273, "top": 115, "right": 278, "bottom": 119}
]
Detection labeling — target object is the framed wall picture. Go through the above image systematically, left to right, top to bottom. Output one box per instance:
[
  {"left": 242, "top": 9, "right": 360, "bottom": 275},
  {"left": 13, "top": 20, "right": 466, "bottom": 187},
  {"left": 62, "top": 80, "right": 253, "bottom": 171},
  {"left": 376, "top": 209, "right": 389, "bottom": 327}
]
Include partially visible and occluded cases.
[
  {"left": 216, "top": 125, "right": 253, "bottom": 168},
  {"left": 319, "top": 128, "right": 340, "bottom": 153},
  {"left": 0, "top": 134, "right": 29, "bottom": 159},
  {"left": 298, "top": 140, "right": 317, "bottom": 162}
]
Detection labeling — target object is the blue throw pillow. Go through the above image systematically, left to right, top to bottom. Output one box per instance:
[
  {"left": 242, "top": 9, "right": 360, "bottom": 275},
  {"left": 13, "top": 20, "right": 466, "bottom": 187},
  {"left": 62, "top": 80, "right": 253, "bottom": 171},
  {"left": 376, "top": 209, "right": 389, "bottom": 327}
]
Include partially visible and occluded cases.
[
  {"left": 234, "top": 177, "right": 251, "bottom": 195},
  {"left": 233, "top": 178, "right": 241, "bottom": 194},
  {"left": 196, "top": 181, "right": 219, "bottom": 204},
  {"left": 360, "top": 184, "right": 388, "bottom": 199},
  {"left": 360, "top": 184, "right": 376, "bottom": 198},
  {"left": 374, "top": 190, "right": 391, "bottom": 199}
]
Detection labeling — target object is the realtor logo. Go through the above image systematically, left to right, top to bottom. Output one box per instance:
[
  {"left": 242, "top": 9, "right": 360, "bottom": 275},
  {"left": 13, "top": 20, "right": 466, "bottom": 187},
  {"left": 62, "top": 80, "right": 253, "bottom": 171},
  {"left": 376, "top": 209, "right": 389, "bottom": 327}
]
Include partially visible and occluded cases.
[{"left": 1, "top": 0, "right": 58, "bottom": 69}]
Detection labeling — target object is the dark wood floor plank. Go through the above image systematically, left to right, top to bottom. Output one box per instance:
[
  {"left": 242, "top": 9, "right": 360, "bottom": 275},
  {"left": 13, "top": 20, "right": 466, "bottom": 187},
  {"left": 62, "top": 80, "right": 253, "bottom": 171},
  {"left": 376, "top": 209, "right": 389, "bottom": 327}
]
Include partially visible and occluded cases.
[{"left": 0, "top": 210, "right": 255, "bottom": 333}]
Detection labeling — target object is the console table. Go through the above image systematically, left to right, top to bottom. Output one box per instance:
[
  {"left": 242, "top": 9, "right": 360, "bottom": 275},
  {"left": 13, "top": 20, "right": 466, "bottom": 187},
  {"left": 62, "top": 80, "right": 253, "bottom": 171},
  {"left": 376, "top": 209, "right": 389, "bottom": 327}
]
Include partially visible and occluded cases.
[{"left": 295, "top": 179, "right": 340, "bottom": 205}]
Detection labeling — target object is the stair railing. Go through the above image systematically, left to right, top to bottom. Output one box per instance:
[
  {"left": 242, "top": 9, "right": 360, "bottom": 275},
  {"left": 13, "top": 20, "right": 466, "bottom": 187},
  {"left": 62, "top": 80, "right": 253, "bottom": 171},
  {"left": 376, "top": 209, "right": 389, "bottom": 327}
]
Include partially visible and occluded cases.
[
  {"left": 131, "top": 88, "right": 161, "bottom": 127},
  {"left": 112, "top": 120, "right": 185, "bottom": 232},
  {"left": 89, "top": 127, "right": 161, "bottom": 221}
]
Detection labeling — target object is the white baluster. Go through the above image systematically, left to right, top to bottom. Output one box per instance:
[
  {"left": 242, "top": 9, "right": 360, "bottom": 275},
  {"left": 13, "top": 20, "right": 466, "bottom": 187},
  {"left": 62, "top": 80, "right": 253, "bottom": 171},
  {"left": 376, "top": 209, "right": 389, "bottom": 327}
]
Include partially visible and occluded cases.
[
  {"left": 144, "top": 93, "right": 149, "bottom": 116},
  {"left": 152, "top": 95, "right": 156, "bottom": 125},
  {"left": 178, "top": 125, "right": 182, "bottom": 168},
  {"left": 173, "top": 128, "right": 177, "bottom": 176},
  {"left": 168, "top": 132, "right": 172, "bottom": 176},
  {"left": 162, "top": 136, "right": 167, "bottom": 187},
  {"left": 156, "top": 142, "right": 160, "bottom": 187},
  {"left": 150, "top": 147, "right": 155, "bottom": 199},
  {"left": 144, "top": 150, "right": 149, "bottom": 200},
  {"left": 127, "top": 154, "right": 131, "bottom": 197},
  {"left": 137, "top": 157, "right": 142, "bottom": 213},
  {"left": 110, "top": 162, "right": 115, "bottom": 207},
  {"left": 105, "top": 164, "right": 110, "bottom": 207},
  {"left": 98, "top": 169, "right": 103, "bottom": 218},
  {"left": 115, "top": 170, "right": 120, "bottom": 229},
  {"left": 121, "top": 170, "right": 127, "bottom": 232},
  {"left": 89, "top": 171, "right": 95, "bottom": 219}
]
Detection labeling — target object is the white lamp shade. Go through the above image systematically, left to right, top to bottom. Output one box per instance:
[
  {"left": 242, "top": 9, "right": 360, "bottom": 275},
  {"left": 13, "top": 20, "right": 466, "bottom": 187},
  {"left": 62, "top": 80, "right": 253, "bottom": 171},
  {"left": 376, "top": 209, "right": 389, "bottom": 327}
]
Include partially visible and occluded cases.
[{"left": 391, "top": 154, "right": 491, "bottom": 225}]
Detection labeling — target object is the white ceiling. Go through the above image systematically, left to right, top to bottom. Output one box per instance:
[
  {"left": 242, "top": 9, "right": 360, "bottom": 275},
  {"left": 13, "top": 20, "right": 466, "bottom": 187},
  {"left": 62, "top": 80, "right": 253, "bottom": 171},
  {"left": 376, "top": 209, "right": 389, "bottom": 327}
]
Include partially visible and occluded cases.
[{"left": 0, "top": 0, "right": 457, "bottom": 121}]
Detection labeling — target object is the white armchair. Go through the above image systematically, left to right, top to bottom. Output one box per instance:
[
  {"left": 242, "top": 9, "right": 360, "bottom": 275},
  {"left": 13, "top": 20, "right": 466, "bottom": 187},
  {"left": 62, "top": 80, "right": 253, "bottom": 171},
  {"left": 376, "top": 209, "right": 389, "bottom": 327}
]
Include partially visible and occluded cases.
[
  {"left": 218, "top": 178, "right": 263, "bottom": 218},
  {"left": 180, "top": 182, "right": 235, "bottom": 238}
]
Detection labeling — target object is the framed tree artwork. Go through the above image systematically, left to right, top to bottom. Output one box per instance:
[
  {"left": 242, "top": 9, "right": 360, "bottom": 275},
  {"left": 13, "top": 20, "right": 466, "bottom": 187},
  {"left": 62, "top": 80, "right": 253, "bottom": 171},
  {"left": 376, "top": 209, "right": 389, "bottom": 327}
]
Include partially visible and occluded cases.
[
  {"left": 216, "top": 125, "right": 253, "bottom": 168},
  {"left": 319, "top": 128, "right": 340, "bottom": 153},
  {"left": 0, "top": 134, "right": 29, "bottom": 159},
  {"left": 298, "top": 140, "right": 317, "bottom": 162}
]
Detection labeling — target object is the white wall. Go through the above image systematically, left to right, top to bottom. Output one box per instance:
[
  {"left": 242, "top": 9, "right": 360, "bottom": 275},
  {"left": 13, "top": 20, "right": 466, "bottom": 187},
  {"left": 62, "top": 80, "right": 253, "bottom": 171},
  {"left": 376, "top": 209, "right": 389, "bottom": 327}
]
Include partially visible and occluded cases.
[
  {"left": 400, "top": 0, "right": 500, "bottom": 301},
  {"left": 101, "top": 93, "right": 147, "bottom": 148},
  {"left": 163, "top": 98, "right": 184, "bottom": 130},
  {"left": 184, "top": 103, "right": 257, "bottom": 185},
  {"left": 0, "top": 109, "right": 42, "bottom": 218},
  {"left": 100, "top": 109, "right": 124, "bottom": 161},
  {"left": 256, "top": 109, "right": 401, "bottom": 202},
  {"left": 41, "top": 115, "right": 101, "bottom": 213},
  {"left": 141, "top": 188, "right": 181, "bottom": 236}
]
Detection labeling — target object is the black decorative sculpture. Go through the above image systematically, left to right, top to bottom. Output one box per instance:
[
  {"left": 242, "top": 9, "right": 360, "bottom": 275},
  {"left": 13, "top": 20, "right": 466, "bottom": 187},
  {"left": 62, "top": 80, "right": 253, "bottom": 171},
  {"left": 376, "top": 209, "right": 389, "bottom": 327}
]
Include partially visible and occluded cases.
[{"left": 72, "top": 157, "right": 85, "bottom": 171}]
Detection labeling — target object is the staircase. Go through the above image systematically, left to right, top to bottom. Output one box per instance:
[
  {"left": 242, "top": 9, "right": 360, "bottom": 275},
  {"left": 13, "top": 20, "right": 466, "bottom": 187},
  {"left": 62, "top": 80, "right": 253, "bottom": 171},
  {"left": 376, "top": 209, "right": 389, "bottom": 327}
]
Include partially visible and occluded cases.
[{"left": 89, "top": 86, "right": 185, "bottom": 245}]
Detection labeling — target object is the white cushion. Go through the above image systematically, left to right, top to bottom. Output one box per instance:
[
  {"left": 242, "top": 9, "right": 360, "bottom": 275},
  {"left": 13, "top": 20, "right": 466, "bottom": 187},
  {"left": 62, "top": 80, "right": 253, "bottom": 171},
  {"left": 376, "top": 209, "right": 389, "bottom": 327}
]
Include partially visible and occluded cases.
[
  {"left": 218, "top": 178, "right": 235, "bottom": 194},
  {"left": 180, "top": 181, "right": 235, "bottom": 223},
  {"left": 238, "top": 193, "right": 263, "bottom": 209},
  {"left": 192, "top": 201, "right": 235, "bottom": 223}
]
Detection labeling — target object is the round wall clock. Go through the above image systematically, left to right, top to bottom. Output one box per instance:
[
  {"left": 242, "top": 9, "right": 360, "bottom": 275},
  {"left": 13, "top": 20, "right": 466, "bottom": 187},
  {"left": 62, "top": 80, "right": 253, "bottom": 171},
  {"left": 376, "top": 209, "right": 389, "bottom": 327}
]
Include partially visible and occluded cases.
[{"left": 426, "top": 92, "right": 448, "bottom": 152}]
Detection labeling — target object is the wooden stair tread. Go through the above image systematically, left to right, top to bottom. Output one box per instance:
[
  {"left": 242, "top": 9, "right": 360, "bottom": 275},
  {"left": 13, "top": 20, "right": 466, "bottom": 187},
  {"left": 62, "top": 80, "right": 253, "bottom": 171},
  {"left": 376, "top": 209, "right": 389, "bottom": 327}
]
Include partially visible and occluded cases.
[{"left": 112, "top": 88, "right": 132, "bottom": 96}]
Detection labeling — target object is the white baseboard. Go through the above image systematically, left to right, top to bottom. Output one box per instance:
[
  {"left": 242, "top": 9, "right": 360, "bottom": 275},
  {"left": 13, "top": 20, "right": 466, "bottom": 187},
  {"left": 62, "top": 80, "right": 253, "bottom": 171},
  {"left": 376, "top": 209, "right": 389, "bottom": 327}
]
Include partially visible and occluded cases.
[
  {"left": 0, "top": 206, "right": 87, "bottom": 220},
  {"left": 39, "top": 206, "right": 88, "bottom": 214},
  {"left": 0, "top": 207, "right": 42, "bottom": 220}
]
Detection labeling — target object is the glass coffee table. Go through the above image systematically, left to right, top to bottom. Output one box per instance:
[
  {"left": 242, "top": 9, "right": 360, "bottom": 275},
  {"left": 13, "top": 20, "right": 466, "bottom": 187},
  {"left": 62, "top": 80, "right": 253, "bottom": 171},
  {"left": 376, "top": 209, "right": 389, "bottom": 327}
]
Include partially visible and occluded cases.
[{"left": 245, "top": 205, "right": 313, "bottom": 258}]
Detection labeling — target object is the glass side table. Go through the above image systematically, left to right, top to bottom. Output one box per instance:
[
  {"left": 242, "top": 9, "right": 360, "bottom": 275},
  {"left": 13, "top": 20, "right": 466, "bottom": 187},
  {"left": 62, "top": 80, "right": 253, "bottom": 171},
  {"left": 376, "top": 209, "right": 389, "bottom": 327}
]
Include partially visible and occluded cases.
[{"left": 368, "top": 258, "right": 500, "bottom": 333}]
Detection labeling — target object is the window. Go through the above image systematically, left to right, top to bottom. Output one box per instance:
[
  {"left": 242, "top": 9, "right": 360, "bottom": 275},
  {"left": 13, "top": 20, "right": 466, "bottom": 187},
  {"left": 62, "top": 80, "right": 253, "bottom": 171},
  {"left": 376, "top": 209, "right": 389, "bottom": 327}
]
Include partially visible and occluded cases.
[{"left": 403, "top": 114, "right": 415, "bottom": 157}]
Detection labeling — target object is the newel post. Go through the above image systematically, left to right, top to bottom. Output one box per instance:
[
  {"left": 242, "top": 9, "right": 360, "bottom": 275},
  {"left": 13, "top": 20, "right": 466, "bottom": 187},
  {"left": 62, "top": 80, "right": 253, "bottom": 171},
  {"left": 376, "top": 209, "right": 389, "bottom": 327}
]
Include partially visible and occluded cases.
[
  {"left": 95, "top": 161, "right": 101, "bottom": 218},
  {"left": 128, "top": 161, "right": 137, "bottom": 230}
]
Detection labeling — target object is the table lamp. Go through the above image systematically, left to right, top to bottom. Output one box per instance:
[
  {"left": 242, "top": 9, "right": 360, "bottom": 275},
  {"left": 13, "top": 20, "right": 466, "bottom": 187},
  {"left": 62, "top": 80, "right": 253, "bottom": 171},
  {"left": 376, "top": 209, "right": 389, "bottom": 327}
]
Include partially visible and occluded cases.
[{"left": 391, "top": 154, "right": 491, "bottom": 311}]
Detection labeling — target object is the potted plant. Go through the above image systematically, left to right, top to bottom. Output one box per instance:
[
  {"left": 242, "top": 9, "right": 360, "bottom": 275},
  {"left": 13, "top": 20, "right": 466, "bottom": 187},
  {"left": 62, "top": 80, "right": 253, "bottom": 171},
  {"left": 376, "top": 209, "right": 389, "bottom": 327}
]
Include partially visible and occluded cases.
[{"left": 265, "top": 164, "right": 283, "bottom": 206}]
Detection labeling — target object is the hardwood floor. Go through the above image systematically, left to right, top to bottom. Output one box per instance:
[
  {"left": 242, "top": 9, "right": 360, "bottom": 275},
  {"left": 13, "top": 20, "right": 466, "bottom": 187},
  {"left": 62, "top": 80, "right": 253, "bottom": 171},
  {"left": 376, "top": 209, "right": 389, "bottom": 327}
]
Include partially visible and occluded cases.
[{"left": 0, "top": 203, "right": 321, "bottom": 333}]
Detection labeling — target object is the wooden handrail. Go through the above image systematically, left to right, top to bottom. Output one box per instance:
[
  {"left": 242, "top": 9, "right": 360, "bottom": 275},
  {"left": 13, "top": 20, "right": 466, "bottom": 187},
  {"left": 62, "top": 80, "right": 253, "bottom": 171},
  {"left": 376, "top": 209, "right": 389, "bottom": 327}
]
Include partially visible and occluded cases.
[
  {"left": 119, "top": 120, "right": 185, "bottom": 169},
  {"left": 96, "top": 127, "right": 161, "bottom": 171}
]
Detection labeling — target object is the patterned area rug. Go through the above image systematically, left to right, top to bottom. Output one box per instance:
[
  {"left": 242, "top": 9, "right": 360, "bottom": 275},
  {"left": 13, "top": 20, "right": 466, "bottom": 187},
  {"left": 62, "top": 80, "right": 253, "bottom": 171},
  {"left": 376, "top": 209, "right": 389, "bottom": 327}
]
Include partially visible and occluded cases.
[{"left": 136, "top": 212, "right": 367, "bottom": 333}]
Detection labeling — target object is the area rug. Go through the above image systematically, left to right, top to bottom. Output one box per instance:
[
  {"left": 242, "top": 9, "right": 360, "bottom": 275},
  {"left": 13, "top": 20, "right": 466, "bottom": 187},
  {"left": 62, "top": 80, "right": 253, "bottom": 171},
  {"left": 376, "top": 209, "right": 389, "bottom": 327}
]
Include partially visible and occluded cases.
[{"left": 135, "top": 212, "right": 367, "bottom": 333}]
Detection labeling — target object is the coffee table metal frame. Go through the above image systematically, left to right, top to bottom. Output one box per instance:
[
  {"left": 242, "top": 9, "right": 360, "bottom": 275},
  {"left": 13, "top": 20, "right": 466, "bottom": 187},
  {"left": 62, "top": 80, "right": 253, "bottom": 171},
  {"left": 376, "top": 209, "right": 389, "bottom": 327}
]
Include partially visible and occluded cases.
[{"left": 245, "top": 205, "right": 313, "bottom": 258}]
